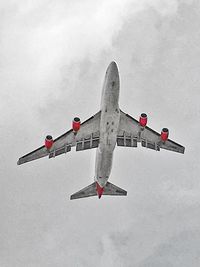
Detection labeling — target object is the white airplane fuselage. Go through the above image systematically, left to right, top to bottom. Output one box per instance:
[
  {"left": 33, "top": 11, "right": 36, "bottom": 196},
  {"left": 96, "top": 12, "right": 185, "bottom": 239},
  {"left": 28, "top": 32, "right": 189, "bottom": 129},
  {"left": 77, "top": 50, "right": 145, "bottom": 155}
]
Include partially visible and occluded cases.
[
  {"left": 17, "top": 60, "right": 185, "bottom": 200},
  {"left": 95, "top": 62, "right": 120, "bottom": 188}
]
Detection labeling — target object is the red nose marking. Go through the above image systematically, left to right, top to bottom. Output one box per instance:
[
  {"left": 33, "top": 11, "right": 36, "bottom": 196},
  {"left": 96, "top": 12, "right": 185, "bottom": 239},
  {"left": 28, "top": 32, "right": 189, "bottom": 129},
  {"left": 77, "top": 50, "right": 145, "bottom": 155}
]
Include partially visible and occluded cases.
[{"left": 96, "top": 182, "right": 104, "bottom": 199}]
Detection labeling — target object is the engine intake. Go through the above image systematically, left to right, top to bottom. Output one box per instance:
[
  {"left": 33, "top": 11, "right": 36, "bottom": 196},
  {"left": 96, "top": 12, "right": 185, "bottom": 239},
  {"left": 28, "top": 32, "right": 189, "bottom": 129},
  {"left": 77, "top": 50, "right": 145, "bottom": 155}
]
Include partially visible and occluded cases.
[
  {"left": 139, "top": 113, "right": 147, "bottom": 127},
  {"left": 72, "top": 117, "right": 81, "bottom": 132},
  {"left": 161, "top": 128, "right": 169, "bottom": 141},
  {"left": 45, "top": 135, "right": 53, "bottom": 149}
]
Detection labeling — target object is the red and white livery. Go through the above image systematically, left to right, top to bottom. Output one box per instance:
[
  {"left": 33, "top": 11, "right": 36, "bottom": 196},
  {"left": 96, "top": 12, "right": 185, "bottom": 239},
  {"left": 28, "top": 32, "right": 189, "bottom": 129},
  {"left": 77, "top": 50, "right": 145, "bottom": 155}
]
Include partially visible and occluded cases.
[{"left": 18, "top": 62, "right": 185, "bottom": 200}]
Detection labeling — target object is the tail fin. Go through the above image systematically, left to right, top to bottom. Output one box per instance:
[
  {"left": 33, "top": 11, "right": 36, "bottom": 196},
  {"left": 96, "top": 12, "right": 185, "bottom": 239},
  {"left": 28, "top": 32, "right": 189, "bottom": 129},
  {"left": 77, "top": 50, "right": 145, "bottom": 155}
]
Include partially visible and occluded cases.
[{"left": 70, "top": 181, "right": 127, "bottom": 200}]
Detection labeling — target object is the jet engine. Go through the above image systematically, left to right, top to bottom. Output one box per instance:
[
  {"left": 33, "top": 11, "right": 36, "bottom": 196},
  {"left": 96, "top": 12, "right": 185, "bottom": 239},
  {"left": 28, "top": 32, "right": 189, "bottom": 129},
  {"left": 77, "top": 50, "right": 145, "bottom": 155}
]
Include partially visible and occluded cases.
[
  {"left": 139, "top": 113, "right": 147, "bottom": 127},
  {"left": 72, "top": 117, "right": 81, "bottom": 132},
  {"left": 161, "top": 128, "right": 169, "bottom": 141},
  {"left": 45, "top": 135, "right": 53, "bottom": 149}
]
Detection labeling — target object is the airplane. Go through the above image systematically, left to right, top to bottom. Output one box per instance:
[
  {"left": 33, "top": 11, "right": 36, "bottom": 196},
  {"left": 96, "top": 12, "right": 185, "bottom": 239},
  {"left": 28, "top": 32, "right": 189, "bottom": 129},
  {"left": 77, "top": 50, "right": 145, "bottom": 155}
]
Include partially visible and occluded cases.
[{"left": 17, "top": 61, "right": 185, "bottom": 200}]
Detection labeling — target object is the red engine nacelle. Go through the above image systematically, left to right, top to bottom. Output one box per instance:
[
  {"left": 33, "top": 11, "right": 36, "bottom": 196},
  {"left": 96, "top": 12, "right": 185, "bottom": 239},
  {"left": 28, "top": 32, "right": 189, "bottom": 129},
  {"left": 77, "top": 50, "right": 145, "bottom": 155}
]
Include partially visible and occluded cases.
[
  {"left": 139, "top": 113, "right": 147, "bottom": 127},
  {"left": 72, "top": 117, "right": 81, "bottom": 132},
  {"left": 161, "top": 128, "right": 169, "bottom": 141},
  {"left": 45, "top": 135, "right": 53, "bottom": 149}
]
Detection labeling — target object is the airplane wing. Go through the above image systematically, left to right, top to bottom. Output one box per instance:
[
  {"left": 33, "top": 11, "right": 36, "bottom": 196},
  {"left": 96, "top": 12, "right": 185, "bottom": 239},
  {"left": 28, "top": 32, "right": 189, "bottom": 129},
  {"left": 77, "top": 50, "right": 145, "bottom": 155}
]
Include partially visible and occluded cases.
[
  {"left": 117, "top": 110, "right": 185, "bottom": 154},
  {"left": 17, "top": 111, "right": 101, "bottom": 165}
]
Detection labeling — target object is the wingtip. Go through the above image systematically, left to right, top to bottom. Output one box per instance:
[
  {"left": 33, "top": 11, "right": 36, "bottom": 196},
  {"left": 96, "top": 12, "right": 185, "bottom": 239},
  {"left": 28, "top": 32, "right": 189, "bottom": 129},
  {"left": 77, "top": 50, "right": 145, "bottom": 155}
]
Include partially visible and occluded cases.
[
  {"left": 180, "top": 146, "right": 185, "bottom": 154},
  {"left": 17, "top": 158, "right": 25, "bottom": 165}
]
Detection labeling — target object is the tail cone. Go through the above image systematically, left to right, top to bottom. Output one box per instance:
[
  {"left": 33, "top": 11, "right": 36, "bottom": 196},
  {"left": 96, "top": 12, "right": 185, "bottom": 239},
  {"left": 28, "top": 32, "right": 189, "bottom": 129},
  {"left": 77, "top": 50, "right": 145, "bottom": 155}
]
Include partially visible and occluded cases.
[{"left": 96, "top": 182, "right": 104, "bottom": 199}]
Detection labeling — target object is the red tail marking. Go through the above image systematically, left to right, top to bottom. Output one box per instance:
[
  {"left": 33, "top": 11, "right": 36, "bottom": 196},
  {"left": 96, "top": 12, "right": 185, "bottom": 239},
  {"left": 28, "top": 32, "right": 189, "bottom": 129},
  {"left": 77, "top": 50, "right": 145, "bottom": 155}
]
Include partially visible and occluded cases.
[{"left": 96, "top": 182, "right": 104, "bottom": 199}]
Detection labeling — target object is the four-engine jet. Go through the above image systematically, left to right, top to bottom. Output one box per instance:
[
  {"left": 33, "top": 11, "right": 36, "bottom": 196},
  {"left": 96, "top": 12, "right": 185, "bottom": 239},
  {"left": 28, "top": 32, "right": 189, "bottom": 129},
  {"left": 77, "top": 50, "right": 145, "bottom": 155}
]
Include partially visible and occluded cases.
[{"left": 18, "top": 61, "right": 185, "bottom": 199}]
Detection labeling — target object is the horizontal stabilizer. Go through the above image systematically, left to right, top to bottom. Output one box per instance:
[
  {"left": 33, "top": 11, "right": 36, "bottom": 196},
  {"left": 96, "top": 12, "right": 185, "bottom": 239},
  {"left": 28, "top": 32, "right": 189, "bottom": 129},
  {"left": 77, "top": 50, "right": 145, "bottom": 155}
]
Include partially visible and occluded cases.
[
  {"left": 70, "top": 181, "right": 127, "bottom": 200},
  {"left": 70, "top": 182, "right": 97, "bottom": 200},
  {"left": 103, "top": 182, "right": 127, "bottom": 196}
]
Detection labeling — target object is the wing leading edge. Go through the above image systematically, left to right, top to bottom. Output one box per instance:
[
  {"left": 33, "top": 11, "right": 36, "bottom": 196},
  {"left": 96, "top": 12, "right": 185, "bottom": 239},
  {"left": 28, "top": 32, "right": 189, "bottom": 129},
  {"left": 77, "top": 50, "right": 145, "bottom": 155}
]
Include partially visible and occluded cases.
[
  {"left": 117, "top": 110, "right": 185, "bottom": 154},
  {"left": 17, "top": 111, "right": 101, "bottom": 165}
]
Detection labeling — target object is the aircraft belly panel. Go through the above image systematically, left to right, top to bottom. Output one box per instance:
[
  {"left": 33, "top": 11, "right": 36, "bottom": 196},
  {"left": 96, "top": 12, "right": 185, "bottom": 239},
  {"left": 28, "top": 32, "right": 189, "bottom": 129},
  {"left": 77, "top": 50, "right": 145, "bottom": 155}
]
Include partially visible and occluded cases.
[{"left": 95, "top": 148, "right": 113, "bottom": 187}]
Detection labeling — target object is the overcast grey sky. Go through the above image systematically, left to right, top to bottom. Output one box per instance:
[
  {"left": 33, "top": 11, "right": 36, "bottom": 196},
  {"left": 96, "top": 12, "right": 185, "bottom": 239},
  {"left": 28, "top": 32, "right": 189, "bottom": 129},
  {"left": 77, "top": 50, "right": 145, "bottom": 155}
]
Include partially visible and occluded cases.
[{"left": 1, "top": 0, "right": 200, "bottom": 266}]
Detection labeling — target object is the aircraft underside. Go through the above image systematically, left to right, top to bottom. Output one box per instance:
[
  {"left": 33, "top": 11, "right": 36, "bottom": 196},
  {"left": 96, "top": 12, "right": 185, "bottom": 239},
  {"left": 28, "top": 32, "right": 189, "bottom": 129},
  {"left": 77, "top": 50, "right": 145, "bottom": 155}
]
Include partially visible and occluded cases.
[{"left": 17, "top": 61, "right": 185, "bottom": 200}]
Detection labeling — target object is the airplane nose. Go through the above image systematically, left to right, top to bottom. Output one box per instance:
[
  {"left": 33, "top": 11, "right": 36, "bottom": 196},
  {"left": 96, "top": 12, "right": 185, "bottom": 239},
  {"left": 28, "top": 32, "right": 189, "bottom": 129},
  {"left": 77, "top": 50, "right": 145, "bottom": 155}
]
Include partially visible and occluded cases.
[
  {"left": 107, "top": 61, "right": 118, "bottom": 76},
  {"left": 109, "top": 61, "right": 118, "bottom": 70},
  {"left": 110, "top": 61, "right": 117, "bottom": 66}
]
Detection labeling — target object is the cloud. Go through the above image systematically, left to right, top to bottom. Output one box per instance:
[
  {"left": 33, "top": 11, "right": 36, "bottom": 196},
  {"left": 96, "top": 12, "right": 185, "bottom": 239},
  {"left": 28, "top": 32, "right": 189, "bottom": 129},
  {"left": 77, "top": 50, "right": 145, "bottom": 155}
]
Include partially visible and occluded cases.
[
  {"left": 0, "top": 0, "right": 180, "bottom": 117},
  {"left": 1, "top": 0, "right": 200, "bottom": 266},
  {"left": 139, "top": 230, "right": 200, "bottom": 267}
]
